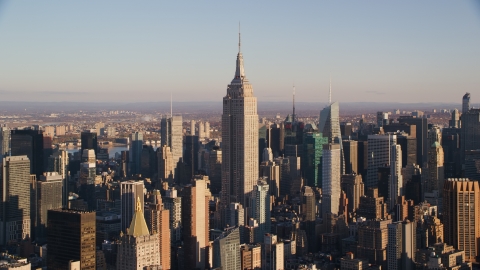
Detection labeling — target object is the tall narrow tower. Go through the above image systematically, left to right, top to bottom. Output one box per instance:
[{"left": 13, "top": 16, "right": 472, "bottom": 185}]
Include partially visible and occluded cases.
[{"left": 221, "top": 32, "right": 259, "bottom": 208}]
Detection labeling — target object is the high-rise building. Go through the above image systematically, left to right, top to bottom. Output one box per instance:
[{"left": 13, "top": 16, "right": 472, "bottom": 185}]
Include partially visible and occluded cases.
[
  {"left": 221, "top": 35, "right": 258, "bottom": 209},
  {"left": 462, "top": 92, "right": 471, "bottom": 114},
  {"left": 319, "top": 102, "right": 341, "bottom": 143},
  {"left": 450, "top": 108, "right": 461, "bottom": 128},
  {"left": 460, "top": 109, "right": 480, "bottom": 168},
  {"left": 161, "top": 115, "right": 183, "bottom": 167},
  {"left": 398, "top": 116, "right": 428, "bottom": 167},
  {"left": 190, "top": 119, "right": 196, "bottom": 135},
  {"left": 198, "top": 120, "right": 205, "bottom": 138},
  {"left": 204, "top": 121, "right": 210, "bottom": 138},
  {"left": 0, "top": 127, "right": 9, "bottom": 158},
  {"left": 442, "top": 127, "right": 461, "bottom": 178},
  {"left": 10, "top": 129, "right": 44, "bottom": 177},
  {"left": 81, "top": 131, "right": 98, "bottom": 155},
  {"left": 128, "top": 132, "right": 143, "bottom": 176},
  {"left": 302, "top": 132, "right": 328, "bottom": 188},
  {"left": 366, "top": 134, "right": 396, "bottom": 188},
  {"left": 184, "top": 135, "right": 199, "bottom": 176},
  {"left": 343, "top": 140, "right": 358, "bottom": 174},
  {"left": 426, "top": 142, "right": 444, "bottom": 193},
  {"left": 322, "top": 143, "right": 341, "bottom": 216},
  {"left": 389, "top": 144, "right": 403, "bottom": 210},
  {"left": 157, "top": 145, "right": 174, "bottom": 183},
  {"left": 208, "top": 147, "right": 222, "bottom": 195},
  {"left": 78, "top": 149, "right": 96, "bottom": 211},
  {"left": 47, "top": 150, "right": 69, "bottom": 207},
  {"left": 0, "top": 156, "right": 31, "bottom": 245},
  {"left": 260, "top": 161, "right": 280, "bottom": 198},
  {"left": 34, "top": 172, "right": 62, "bottom": 244},
  {"left": 341, "top": 174, "right": 364, "bottom": 213},
  {"left": 181, "top": 175, "right": 210, "bottom": 270},
  {"left": 250, "top": 178, "right": 270, "bottom": 243},
  {"left": 443, "top": 178, "right": 480, "bottom": 262},
  {"left": 120, "top": 181, "right": 145, "bottom": 232},
  {"left": 163, "top": 188, "right": 182, "bottom": 245},
  {"left": 357, "top": 188, "right": 389, "bottom": 220},
  {"left": 144, "top": 190, "right": 170, "bottom": 269},
  {"left": 117, "top": 197, "right": 160, "bottom": 270},
  {"left": 227, "top": 202, "right": 245, "bottom": 227},
  {"left": 47, "top": 209, "right": 96, "bottom": 270},
  {"left": 357, "top": 219, "right": 391, "bottom": 268},
  {"left": 387, "top": 221, "right": 416, "bottom": 270},
  {"left": 212, "top": 227, "right": 241, "bottom": 270},
  {"left": 263, "top": 233, "right": 284, "bottom": 270},
  {"left": 240, "top": 244, "right": 262, "bottom": 270}
]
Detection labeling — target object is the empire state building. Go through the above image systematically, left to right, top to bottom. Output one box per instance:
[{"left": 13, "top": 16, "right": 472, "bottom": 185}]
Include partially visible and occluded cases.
[{"left": 221, "top": 34, "right": 259, "bottom": 209}]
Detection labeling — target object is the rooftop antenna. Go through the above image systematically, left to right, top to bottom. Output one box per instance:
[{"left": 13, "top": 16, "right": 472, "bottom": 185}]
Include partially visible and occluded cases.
[
  {"left": 238, "top": 22, "right": 241, "bottom": 53},
  {"left": 329, "top": 75, "right": 332, "bottom": 104},
  {"left": 170, "top": 93, "right": 172, "bottom": 118}
]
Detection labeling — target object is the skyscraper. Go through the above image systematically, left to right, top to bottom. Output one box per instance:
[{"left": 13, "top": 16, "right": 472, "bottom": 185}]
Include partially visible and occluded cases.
[
  {"left": 221, "top": 34, "right": 259, "bottom": 208},
  {"left": 462, "top": 92, "right": 471, "bottom": 114},
  {"left": 319, "top": 102, "right": 341, "bottom": 143},
  {"left": 460, "top": 109, "right": 480, "bottom": 168},
  {"left": 161, "top": 115, "right": 183, "bottom": 167},
  {"left": 398, "top": 116, "right": 428, "bottom": 167},
  {"left": 190, "top": 119, "right": 196, "bottom": 135},
  {"left": 0, "top": 127, "right": 9, "bottom": 158},
  {"left": 10, "top": 129, "right": 44, "bottom": 177},
  {"left": 81, "top": 131, "right": 98, "bottom": 155},
  {"left": 128, "top": 132, "right": 143, "bottom": 176},
  {"left": 302, "top": 132, "right": 328, "bottom": 188},
  {"left": 366, "top": 134, "right": 396, "bottom": 188},
  {"left": 184, "top": 135, "right": 199, "bottom": 176},
  {"left": 343, "top": 140, "right": 358, "bottom": 174},
  {"left": 426, "top": 142, "right": 444, "bottom": 193},
  {"left": 322, "top": 143, "right": 341, "bottom": 216},
  {"left": 389, "top": 144, "right": 403, "bottom": 210},
  {"left": 157, "top": 145, "right": 174, "bottom": 183},
  {"left": 79, "top": 149, "right": 96, "bottom": 211},
  {"left": 1, "top": 156, "right": 31, "bottom": 245},
  {"left": 35, "top": 172, "right": 63, "bottom": 244},
  {"left": 341, "top": 174, "right": 364, "bottom": 213},
  {"left": 250, "top": 178, "right": 270, "bottom": 243},
  {"left": 443, "top": 178, "right": 480, "bottom": 262},
  {"left": 120, "top": 180, "right": 145, "bottom": 232},
  {"left": 144, "top": 190, "right": 170, "bottom": 270},
  {"left": 47, "top": 209, "right": 96, "bottom": 270},
  {"left": 387, "top": 221, "right": 416, "bottom": 270},
  {"left": 212, "top": 227, "right": 241, "bottom": 269}
]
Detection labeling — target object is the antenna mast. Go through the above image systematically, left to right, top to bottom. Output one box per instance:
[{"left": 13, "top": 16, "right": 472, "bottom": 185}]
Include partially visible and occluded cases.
[{"left": 238, "top": 22, "right": 241, "bottom": 53}]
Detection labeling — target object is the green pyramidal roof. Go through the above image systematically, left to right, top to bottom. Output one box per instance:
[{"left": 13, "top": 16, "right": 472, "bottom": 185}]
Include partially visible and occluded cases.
[{"left": 127, "top": 197, "right": 150, "bottom": 237}]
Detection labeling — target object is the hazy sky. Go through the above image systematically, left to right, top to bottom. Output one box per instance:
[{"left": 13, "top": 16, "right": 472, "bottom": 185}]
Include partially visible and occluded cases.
[{"left": 0, "top": 1, "right": 479, "bottom": 103}]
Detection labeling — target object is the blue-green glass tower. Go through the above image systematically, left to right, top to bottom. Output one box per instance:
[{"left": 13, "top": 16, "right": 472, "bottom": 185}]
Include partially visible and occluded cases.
[{"left": 302, "top": 132, "right": 328, "bottom": 188}]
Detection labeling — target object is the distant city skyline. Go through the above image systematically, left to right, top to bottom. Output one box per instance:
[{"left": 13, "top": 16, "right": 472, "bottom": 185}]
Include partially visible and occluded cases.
[{"left": 0, "top": 1, "right": 479, "bottom": 103}]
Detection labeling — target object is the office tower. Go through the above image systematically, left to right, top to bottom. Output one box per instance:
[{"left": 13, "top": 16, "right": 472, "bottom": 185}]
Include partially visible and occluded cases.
[
  {"left": 221, "top": 35, "right": 258, "bottom": 209},
  {"left": 462, "top": 92, "right": 471, "bottom": 114},
  {"left": 319, "top": 102, "right": 341, "bottom": 143},
  {"left": 450, "top": 108, "right": 461, "bottom": 128},
  {"left": 460, "top": 109, "right": 480, "bottom": 167},
  {"left": 377, "top": 112, "right": 389, "bottom": 127},
  {"left": 161, "top": 115, "right": 183, "bottom": 166},
  {"left": 398, "top": 116, "right": 428, "bottom": 167},
  {"left": 190, "top": 119, "right": 196, "bottom": 135},
  {"left": 198, "top": 120, "right": 205, "bottom": 138},
  {"left": 204, "top": 121, "right": 210, "bottom": 138},
  {"left": 340, "top": 122, "right": 353, "bottom": 137},
  {"left": 267, "top": 123, "right": 284, "bottom": 158},
  {"left": 428, "top": 125, "right": 442, "bottom": 146},
  {"left": 0, "top": 127, "right": 10, "bottom": 157},
  {"left": 442, "top": 127, "right": 461, "bottom": 178},
  {"left": 10, "top": 129, "right": 44, "bottom": 177},
  {"left": 81, "top": 131, "right": 97, "bottom": 155},
  {"left": 128, "top": 132, "right": 143, "bottom": 176},
  {"left": 302, "top": 132, "right": 328, "bottom": 188},
  {"left": 366, "top": 134, "right": 396, "bottom": 188},
  {"left": 396, "top": 134, "right": 417, "bottom": 168},
  {"left": 185, "top": 135, "right": 199, "bottom": 176},
  {"left": 343, "top": 140, "right": 358, "bottom": 174},
  {"left": 357, "top": 140, "right": 368, "bottom": 180},
  {"left": 426, "top": 142, "right": 444, "bottom": 193},
  {"left": 322, "top": 143, "right": 341, "bottom": 216},
  {"left": 389, "top": 144, "right": 403, "bottom": 210},
  {"left": 140, "top": 145, "right": 156, "bottom": 178},
  {"left": 157, "top": 145, "right": 174, "bottom": 183},
  {"left": 208, "top": 147, "right": 222, "bottom": 195},
  {"left": 78, "top": 149, "right": 96, "bottom": 211},
  {"left": 47, "top": 150, "right": 69, "bottom": 207},
  {"left": 120, "top": 150, "right": 129, "bottom": 178},
  {"left": 465, "top": 150, "right": 480, "bottom": 180},
  {"left": 0, "top": 156, "right": 31, "bottom": 245},
  {"left": 260, "top": 161, "right": 280, "bottom": 198},
  {"left": 34, "top": 172, "right": 62, "bottom": 244},
  {"left": 341, "top": 174, "right": 364, "bottom": 213},
  {"left": 181, "top": 175, "right": 210, "bottom": 270},
  {"left": 443, "top": 178, "right": 480, "bottom": 262},
  {"left": 250, "top": 179, "right": 270, "bottom": 243},
  {"left": 120, "top": 180, "right": 145, "bottom": 232},
  {"left": 302, "top": 186, "right": 317, "bottom": 253},
  {"left": 163, "top": 188, "right": 182, "bottom": 245},
  {"left": 357, "top": 188, "right": 389, "bottom": 220},
  {"left": 144, "top": 190, "right": 170, "bottom": 269},
  {"left": 117, "top": 197, "right": 160, "bottom": 270},
  {"left": 227, "top": 202, "right": 245, "bottom": 227},
  {"left": 47, "top": 209, "right": 96, "bottom": 270},
  {"left": 357, "top": 219, "right": 391, "bottom": 268},
  {"left": 387, "top": 221, "right": 416, "bottom": 270},
  {"left": 212, "top": 227, "right": 241, "bottom": 269},
  {"left": 263, "top": 234, "right": 284, "bottom": 270},
  {"left": 240, "top": 244, "right": 262, "bottom": 270}
]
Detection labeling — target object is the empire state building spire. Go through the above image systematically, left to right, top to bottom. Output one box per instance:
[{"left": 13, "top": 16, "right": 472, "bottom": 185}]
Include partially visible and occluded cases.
[{"left": 233, "top": 28, "right": 246, "bottom": 83}]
